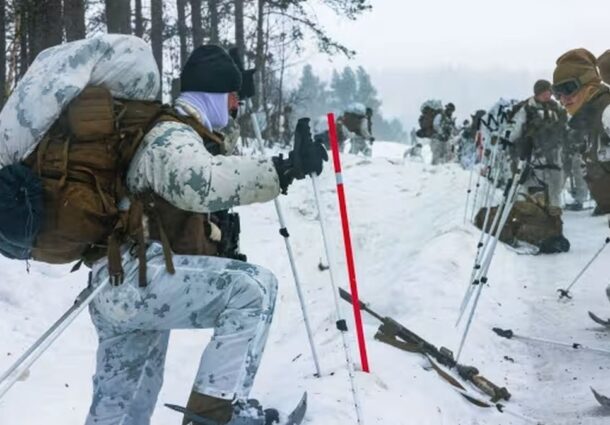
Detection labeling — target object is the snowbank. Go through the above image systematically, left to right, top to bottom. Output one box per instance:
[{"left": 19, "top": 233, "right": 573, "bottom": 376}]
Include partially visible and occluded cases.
[{"left": 1, "top": 144, "right": 610, "bottom": 424}]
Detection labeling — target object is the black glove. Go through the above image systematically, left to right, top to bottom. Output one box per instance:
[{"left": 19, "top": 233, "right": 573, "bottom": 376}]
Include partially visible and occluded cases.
[{"left": 273, "top": 118, "right": 328, "bottom": 194}]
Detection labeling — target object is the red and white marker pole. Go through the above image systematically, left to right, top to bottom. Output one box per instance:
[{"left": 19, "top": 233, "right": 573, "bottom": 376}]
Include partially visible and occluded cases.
[
  {"left": 326, "top": 112, "right": 370, "bottom": 372},
  {"left": 308, "top": 113, "right": 367, "bottom": 424}
]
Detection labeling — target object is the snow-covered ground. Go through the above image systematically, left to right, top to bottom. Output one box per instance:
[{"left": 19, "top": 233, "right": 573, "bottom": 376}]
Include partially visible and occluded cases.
[{"left": 2, "top": 141, "right": 610, "bottom": 424}]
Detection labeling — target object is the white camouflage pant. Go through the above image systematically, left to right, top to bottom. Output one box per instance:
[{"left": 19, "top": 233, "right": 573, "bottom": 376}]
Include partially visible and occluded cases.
[
  {"left": 349, "top": 136, "right": 372, "bottom": 156},
  {"left": 430, "top": 138, "right": 450, "bottom": 165},
  {"left": 564, "top": 153, "right": 588, "bottom": 204},
  {"left": 85, "top": 243, "right": 278, "bottom": 425}
]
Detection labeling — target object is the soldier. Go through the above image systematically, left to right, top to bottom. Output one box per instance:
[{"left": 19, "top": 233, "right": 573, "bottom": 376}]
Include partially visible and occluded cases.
[
  {"left": 86, "top": 44, "right": 328, "bottom": 425},
  {"left": 553, "top": 49, "right": 610, "bottom": 215},
  {"left": 598, "top": 50, "right": 610, "bottom": 86},
  {"left": 507, "top": 79, "right": 568, "bottom": 215},
  {"left": 342, "top": 102, "right": 373, "bottom": 156},
  {"left": 430, "top": 102, "right": 457, "bottom": 165},
  {"left": 457, "top": 111, "right": 485, "bottom": 169},
  {"left": 562, "top": 127, "right": 589, "bottom": 211}
]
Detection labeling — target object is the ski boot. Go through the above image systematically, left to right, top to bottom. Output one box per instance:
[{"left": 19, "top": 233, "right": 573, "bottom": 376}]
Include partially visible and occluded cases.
[
  {"left": 564, "top": 201, "right": 583, "bottom": 211},
  {"left": 176, "top": 392, "right": 279, "bottom": 425}
]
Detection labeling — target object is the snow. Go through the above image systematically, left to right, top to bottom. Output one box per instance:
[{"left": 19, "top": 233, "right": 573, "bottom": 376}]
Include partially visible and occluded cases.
[{"left": 2, "top": 141, "right": 610, "bottom": 424}]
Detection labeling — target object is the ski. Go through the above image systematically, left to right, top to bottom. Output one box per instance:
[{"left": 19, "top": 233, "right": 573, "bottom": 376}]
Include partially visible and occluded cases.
[
  {"left": 505, "top": 241, "right": 539, "bottom": 255},
  {"left": 588, "top": 311, "right": 610, "bottom": 328},
  {"left": 591, "top": 387, "right": 610, "bottom": 408},
  {"left": 165, "top": 392, "right": 307, "bottom": 425},
  {"left": 284, "top": 392, "right": 307, "bottom": 425}
]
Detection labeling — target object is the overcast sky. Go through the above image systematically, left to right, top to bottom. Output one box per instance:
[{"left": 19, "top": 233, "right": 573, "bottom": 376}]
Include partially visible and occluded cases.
[{"left": 300, "top": 0, "right": 610, "bottom": 131}]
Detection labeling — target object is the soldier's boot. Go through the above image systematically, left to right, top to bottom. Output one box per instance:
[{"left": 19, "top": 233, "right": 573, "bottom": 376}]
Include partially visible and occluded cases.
[
  {"left": 564, "top": 201, "right": 583, "bottom": 211},
  {"left": 182, "top": 391, "right": 279, "bottom": 425}
]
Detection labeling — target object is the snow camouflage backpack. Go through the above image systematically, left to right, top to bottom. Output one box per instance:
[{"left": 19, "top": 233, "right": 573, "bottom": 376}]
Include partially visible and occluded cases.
[
  {"left": 0, "top": 86, "right": 229, "bottom": 284},
  {"left": 342, "top": 111, "right": 365, "bottom": 134},
  {"left": 474, "top": 196, "right": 570, "bottom": 254}
]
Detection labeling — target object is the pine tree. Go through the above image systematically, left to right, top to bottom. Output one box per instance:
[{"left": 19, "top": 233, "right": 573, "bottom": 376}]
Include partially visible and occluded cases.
[
  {"left": 292, "top": 65, "right": 329, "bottom": 120},
  {"left": 330, "top": 66, "right": 357, "bottom": 110},
  {"left": 355, "top": 66, "right": 380, "bottom": 112}
]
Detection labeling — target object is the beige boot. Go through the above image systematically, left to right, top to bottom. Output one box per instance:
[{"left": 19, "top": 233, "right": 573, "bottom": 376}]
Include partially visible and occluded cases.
[{"left": 182, "top": 391, "right": 233, "bottom": 425}]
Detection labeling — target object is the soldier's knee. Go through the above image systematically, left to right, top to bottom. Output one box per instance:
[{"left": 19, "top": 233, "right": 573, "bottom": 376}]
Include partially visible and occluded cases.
[
  {"left": 229, "top": 266, "right": 278, "bottom": 312},
  {"left": 250, "top": 266, "right": 278, "bottom": 310}
]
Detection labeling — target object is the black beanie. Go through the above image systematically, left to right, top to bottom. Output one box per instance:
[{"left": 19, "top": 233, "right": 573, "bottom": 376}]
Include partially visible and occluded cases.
[
  {"left": 181, "top": 45, "right": 242, "bottom": 93},
  {"left": 533, "top": 79, "right": 552, "bottom": 96}
]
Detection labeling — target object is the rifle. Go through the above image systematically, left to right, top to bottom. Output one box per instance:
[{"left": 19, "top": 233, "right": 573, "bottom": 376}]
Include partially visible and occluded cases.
[{"left": 339, "top": 288, "right": 510, "bottom": 403}]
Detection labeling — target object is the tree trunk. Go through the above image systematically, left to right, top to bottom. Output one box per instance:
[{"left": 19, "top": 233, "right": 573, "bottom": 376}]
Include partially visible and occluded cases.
[
  {"left": 0, "top": 0, "right": 5, "bottom": 105},
  {"left": 26, "top": 0, "right": 36, "bottom": 64},
  {"left": 28, "top": 0, "right": 62, "bottom": 61},
  {"left": 42, "top": 0, "right": 63, "bottom": 50},
  {"left": 64, "top": 0, "right": 86, "bottom": 41},
  {"left": 105, "top": 0, "right": 131, "bottom": 34},
  {"left": 134, "top": 0, "right": 144, "bottom": 37},
  {"left": 150, "top": 0, "right": 163, "bottom": 99},
  {"left": 177, "top": 0, "right": 188, "bottom": 65},
  {"left": 191, "top": 0, "right": 202, "bottom": 47},
  {"left": 208, "top": 0, "right": 219, "bottom": 44},
  {"left": 234, "top": 0, "right": 244, "bottom": 63},
  {"left": 254, "top": 0, "right": 264, "bottom": 109},
  {"left": 18, "top": 2, "right": 28, "bottom": 75},
  {"left": 277, "top": 38, "right": 287, "bottom": 145}
]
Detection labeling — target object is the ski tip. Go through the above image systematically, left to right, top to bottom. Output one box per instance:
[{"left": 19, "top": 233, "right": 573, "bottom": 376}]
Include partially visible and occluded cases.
[
  {"left": 588, "top": 311, "right": 610, "bottom": 327},
  {"left": 591, "top": 387, "right": 610, "bottom": 408},
  {"left": 285, "top": 392, "right": 308, "bottom": 425}
]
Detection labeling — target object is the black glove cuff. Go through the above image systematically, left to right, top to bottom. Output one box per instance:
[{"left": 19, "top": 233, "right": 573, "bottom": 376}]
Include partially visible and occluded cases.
[{"left": 272, "top": 154, "right": 294, "bottom": 195}]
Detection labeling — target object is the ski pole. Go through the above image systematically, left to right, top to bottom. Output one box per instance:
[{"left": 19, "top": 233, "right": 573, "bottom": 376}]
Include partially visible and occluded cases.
[
  {"left": 247, "top": 100, "right": 322, "bottom": 377},
  {"left": 305, "top": 112, "right": 368, "bottom": 424},
  {"left": 458, "top": 141, "right": 504, "bottom": 321},
  {"left": 463, "top": 151, "right": 476, "bottom": 224},
  {"left": 457, "top": 153, "right": 512, "bottom": 325},
  {"left": 469, "top": 154, "right": 485, "bottom": 223},
  {"left": 456, "top": 163, "right": 527, "bottom": 362},
  {"left": 310, "top": 173, "right": 364, "bottom": 425},
  {"left": 557, "top": 236, "right": 610, "bottom": 300},
  {"left": 0, "top": 276, "right": 109, "bottom": 400},
  {"left": 493, "top": 327, "right": 610, "bottom": 356}
]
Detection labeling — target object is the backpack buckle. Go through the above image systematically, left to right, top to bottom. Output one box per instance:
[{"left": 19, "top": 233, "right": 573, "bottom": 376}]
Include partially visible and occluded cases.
[{"left": 109, "top": 271, "right": 124, "bottom": 287}]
